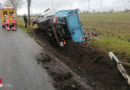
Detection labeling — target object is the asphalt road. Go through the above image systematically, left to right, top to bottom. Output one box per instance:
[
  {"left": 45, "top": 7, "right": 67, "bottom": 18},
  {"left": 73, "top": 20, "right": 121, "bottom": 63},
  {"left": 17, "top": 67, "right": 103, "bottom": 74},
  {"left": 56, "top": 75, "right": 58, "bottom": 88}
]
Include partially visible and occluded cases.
[{"left": 0, "top": 25, "right": 55, "bottom": 90}]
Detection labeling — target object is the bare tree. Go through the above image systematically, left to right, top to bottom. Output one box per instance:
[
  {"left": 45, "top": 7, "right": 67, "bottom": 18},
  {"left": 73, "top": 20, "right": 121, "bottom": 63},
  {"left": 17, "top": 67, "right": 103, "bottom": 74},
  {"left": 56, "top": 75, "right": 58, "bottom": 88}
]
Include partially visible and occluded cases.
[
  {"left": 4, "top": 0, "right": 24, "bottom": 10},
  {"left": 26, "top": 0, "right": 31, "bottom": 25}
]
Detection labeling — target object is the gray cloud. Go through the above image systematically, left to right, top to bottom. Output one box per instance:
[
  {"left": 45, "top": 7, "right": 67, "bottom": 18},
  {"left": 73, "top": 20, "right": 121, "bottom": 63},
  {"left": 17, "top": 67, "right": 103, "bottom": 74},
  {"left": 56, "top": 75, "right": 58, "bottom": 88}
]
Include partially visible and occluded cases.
[{"left": 1, "top": 0, "right": 129, "bottom": 15}]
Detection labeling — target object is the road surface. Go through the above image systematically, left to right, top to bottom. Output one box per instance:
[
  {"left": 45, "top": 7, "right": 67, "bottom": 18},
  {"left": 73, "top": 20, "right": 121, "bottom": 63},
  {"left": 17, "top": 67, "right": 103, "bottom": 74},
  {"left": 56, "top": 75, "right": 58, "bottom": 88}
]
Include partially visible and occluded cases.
[{"left": 0, "top": 25, "right": 55, "bottom": 90}]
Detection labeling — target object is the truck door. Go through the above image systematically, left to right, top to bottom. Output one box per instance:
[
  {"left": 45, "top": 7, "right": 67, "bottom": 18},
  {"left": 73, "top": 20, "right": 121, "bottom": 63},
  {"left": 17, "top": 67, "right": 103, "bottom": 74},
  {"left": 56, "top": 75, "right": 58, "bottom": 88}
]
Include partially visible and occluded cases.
[{"left": 66, "top": 10, "right": 85, "bottom": 43}]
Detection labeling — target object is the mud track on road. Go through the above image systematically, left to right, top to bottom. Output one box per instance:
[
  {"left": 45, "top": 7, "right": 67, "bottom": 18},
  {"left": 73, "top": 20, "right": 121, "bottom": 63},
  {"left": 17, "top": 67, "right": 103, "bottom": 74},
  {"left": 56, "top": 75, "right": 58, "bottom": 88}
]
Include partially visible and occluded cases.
[{"left": 32, "top": 29, "right": 130, "bottom": 90}]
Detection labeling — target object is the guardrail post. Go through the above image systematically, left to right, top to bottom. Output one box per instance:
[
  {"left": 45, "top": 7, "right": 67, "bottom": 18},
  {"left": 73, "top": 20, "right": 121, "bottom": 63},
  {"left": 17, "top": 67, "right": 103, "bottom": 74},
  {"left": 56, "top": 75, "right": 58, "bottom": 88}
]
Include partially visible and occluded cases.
[{"left": 109, "top": 52, "right": 130, "bottom": 85}]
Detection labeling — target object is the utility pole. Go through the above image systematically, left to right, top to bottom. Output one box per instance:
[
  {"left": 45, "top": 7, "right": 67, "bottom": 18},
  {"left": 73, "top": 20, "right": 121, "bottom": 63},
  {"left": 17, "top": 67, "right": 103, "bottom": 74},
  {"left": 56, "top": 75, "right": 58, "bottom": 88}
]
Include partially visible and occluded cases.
[
  {"left": 27, "top": 0, "right": 31, "bottom": 25},
  {"left": 51, "top": 0, "right": 53, "bottom": 8},
  {"left": 88, "top": 0, "right": 90, "bottom": 12},
  {"left": 101, "top": 0, "right": 102, "bottom": 12},
  {"left": 128, "top": 0, "right": 130, "bottom": 10},
  {"left": 71, "top": 3, "right": 72, "bottom": 9}
]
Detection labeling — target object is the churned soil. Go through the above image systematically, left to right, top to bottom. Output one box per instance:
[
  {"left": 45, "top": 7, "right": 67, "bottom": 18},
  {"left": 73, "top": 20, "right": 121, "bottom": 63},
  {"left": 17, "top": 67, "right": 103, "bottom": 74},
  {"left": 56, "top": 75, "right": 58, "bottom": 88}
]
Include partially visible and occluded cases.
[
  {"left": 33, "top": 29, "right": 130, "bottom": 90},
  {"left": 37, "top": 53, "right": 92, "bottom": 90}
]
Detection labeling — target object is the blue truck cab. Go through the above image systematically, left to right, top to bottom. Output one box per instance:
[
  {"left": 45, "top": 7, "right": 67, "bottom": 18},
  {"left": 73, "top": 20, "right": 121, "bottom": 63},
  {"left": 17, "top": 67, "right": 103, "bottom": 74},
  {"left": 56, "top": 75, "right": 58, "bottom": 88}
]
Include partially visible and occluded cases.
[{"left": 55, "top": 9, "right": 85, "bottom": 43}]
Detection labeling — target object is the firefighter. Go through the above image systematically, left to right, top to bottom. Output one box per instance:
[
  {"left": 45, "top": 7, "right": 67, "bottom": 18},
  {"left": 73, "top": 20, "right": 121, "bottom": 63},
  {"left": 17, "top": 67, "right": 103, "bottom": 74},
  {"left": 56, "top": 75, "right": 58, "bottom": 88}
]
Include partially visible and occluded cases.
[
  {"left": 11, "top": 14, "right": 17, "bottom": 31},
  {"left": 5, "top": 15, "right": 10, "bottom": 31}
]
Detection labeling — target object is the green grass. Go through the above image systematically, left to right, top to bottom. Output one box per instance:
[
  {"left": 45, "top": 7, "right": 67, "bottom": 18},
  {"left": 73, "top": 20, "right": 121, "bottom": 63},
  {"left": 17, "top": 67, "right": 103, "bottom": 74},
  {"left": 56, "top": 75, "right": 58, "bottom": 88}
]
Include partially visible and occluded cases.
[
  {"left": 17, "top": 13, "right": 130, "bottom": 63},
  {"left": 80, "top": 13, "right": 130, "bottom": 62},
  {"left": 17, "top": 17, "right": 34, "bottom": 33},
  {"left": 18, "top": 18, "right": 28, "bottom": 32},
  {"left": 90, "top": 37, "right": 130, "bottom": 61}
]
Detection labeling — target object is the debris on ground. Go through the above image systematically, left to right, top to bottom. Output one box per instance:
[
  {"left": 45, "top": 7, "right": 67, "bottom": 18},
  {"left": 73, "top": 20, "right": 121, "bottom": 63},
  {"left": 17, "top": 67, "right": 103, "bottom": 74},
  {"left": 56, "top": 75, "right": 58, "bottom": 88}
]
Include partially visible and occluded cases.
[{"left": 84, "top": 29, "right": 101, "bottom": 40}]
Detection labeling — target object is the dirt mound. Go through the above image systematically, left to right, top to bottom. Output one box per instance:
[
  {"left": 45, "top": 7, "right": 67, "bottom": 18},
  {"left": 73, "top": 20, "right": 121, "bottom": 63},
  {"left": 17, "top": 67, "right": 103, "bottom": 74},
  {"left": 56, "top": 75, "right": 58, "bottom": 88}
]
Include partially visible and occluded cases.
[{"left": 34, "top": 29, "right": 130, "bottom": 90}]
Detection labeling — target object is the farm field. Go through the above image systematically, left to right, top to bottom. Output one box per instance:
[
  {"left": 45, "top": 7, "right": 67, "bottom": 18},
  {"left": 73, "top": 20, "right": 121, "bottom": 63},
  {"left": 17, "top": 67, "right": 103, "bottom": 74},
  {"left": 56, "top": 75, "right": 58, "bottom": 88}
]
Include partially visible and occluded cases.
[
  {"left": 18, "top": 13, "right": 130, "bottom": 64},
  {"left": 80, "top": 13, "right": 130, "bottom": 64}
]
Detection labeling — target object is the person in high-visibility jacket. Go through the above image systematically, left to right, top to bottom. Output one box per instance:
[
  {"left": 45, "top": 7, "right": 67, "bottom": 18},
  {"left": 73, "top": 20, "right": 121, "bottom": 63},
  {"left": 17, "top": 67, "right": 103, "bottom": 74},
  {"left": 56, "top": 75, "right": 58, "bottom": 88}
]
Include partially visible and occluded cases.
[
  {"left": 11, "top": 14, "right": 17, "bottom": 31},
  {"left": 5, "top": 15, "right": 10, "bottom": 31}
]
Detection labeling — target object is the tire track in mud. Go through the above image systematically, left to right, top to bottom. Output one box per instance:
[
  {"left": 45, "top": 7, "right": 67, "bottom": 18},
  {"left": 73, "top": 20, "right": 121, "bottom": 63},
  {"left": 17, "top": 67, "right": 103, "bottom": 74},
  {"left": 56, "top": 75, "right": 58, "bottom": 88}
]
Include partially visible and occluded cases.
[{"left": 37, "top": 53, "right": 93, "bottom": 90}]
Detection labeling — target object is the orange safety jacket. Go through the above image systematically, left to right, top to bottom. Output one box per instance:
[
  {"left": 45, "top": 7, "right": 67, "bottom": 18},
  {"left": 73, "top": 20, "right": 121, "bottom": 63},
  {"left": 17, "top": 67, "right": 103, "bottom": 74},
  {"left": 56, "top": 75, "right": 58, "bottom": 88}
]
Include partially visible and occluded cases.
[
  {"left": 5, "top": 17, "right": 9, "bottom": 24},
  {"left": 12, "top": 17, "right": 17, "bottom": 23}
]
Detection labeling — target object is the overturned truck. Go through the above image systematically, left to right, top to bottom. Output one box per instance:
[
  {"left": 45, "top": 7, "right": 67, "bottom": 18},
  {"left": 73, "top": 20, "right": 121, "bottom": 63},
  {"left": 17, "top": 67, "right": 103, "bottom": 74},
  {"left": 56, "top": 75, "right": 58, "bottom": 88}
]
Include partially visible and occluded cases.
[{"left": 33, "top": 9, "right": 85, "bottom": 47}]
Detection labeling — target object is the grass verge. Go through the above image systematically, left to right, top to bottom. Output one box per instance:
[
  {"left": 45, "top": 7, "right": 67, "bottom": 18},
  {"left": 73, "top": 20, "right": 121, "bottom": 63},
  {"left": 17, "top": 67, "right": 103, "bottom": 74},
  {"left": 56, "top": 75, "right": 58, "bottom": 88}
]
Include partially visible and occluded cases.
[
  {"left": 80, "top": 13, "right": 130, "bottom": 63},
  {"left": 90, "top": 37, "right": 130, "bottom": 61}
]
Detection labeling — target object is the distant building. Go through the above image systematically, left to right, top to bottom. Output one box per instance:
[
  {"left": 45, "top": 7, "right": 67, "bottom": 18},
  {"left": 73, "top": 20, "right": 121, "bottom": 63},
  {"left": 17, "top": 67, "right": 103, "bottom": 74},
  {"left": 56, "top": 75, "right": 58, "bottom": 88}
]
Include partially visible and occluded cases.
[{"left": 125, "top": 9, "right": 130, "bottom": 13}]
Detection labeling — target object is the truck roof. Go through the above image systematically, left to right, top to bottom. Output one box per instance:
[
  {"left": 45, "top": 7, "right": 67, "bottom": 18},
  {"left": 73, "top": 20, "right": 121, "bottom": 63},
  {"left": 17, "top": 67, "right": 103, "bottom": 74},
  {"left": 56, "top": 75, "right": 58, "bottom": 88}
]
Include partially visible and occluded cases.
[{"left": 0, "top": 7, "right": 15, "bottom": 10}]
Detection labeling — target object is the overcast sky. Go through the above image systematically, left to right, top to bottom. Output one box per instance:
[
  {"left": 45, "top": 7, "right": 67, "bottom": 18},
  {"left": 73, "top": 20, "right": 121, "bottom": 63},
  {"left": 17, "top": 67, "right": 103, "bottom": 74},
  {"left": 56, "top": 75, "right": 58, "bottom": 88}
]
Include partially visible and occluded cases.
[{"left": 1, "top": 0, "right": 130, "bottom": 15}]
